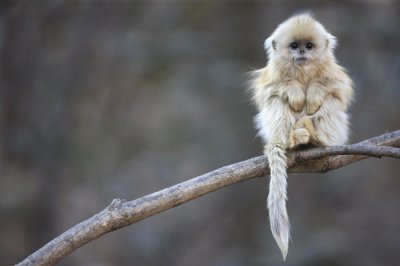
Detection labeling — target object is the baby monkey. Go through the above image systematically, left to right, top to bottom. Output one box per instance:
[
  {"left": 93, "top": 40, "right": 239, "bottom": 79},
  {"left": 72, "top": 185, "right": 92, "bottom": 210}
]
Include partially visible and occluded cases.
[{"left": 250, "top": 13, "right": 353, "bottom": 259}]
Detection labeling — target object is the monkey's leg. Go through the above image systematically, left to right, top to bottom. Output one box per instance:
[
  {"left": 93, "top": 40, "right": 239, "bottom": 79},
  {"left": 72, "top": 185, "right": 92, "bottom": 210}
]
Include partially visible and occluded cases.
[
  {"left": 310, "top": 97, "right": 350, "bottom": 146},
  {"left": 256, "top": 99, "right": 297, "bottom": 150}
]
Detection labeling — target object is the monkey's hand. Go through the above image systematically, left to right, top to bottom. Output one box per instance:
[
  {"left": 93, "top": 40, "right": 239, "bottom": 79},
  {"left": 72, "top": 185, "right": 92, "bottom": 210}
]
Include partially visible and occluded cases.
[
  {"left": 283, "top": 81, "right": 305, "bottom": 112},
  {"left": 306, "top": 82, "right": 327, "bottom": 115}
]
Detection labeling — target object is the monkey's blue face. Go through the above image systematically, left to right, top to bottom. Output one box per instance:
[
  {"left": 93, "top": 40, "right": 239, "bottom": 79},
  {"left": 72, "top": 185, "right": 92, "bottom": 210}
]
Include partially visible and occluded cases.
[
  {"left": 266, "top": 26, "right": 334, "bottom": 67},
  {"left": 288, "top": 40, "right": 316, "bottom": 66}
]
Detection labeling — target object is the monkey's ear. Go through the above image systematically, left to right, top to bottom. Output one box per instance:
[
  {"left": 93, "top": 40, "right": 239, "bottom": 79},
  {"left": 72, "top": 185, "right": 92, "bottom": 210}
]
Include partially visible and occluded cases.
[
  {"left": 326, "top": 33, "right": 337, "bottom": 50},
  {"left": 264, "top": 37, "right": 276, "bottom": 52},
  {"left": 272, "top": 40, "right": 276, "bottom": 50}
]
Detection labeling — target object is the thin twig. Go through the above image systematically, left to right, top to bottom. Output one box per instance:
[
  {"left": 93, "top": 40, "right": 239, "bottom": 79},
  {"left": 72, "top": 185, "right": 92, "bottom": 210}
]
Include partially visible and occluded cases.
[{"left": 17, "top": 130, "right": 400, "bottom": 266}]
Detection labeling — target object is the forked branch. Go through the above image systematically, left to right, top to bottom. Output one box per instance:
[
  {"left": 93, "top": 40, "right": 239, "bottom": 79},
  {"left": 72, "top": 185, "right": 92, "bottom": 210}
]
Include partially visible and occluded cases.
[{"left": 17, "top": 130, "right": 400, "bottom": 266}]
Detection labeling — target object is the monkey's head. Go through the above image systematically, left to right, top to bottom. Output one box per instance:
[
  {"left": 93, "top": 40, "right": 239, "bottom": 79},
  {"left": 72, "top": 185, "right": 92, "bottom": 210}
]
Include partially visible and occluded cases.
[{"left": 265, "top": 13, "right": 337, "bottom": 67}]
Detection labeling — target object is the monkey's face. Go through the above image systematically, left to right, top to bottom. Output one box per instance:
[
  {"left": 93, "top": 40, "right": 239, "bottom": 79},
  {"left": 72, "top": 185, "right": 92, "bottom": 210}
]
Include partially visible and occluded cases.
[
  {"left": 266, "top": 15, "right": 336, "bottom": 68},
  {"left": 268, "top": 35, "right": 327, "bottom": 67},
  {"left": 283, "top": 35, "right": 329, "bottom": 67},
  {"left": 287, "top": 40, "right": 316, "bottom": 66}
]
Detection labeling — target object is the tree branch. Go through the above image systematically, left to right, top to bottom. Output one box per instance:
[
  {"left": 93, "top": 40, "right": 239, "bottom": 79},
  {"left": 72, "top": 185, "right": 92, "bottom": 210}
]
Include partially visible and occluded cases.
[{"left": 17, "top": 130, "right": 400, "bottom": 266}]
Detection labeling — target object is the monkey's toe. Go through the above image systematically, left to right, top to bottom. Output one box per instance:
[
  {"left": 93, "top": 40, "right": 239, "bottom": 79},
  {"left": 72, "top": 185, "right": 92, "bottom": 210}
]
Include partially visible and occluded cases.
[
  {"left": 289, "top": 128, "right": 310, "bottom": 148},
  {"left": 294, "top": 128, "right": 310, "bottom": 144}
]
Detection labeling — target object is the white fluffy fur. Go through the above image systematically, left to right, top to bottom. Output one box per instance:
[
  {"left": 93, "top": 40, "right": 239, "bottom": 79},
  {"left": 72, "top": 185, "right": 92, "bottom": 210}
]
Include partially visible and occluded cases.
[{"left": 250, "top": 13, "right": 354, "bottom": 259}]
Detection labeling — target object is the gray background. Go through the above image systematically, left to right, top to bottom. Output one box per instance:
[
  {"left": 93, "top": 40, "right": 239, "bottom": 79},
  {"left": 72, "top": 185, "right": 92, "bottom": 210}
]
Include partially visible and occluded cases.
[{"left": 1, "top": 1, "right": 399, "bottom": 265}]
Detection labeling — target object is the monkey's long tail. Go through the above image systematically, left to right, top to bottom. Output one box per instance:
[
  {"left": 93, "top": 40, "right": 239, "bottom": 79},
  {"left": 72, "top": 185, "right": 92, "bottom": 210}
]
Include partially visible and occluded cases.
[{"left": 265, "top": 143, "right": 290, "bottom": 260}]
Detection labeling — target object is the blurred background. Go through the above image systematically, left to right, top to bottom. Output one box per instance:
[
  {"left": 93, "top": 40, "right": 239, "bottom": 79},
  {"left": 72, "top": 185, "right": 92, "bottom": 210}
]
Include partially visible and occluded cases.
[{"left": 1, "top": 1, "right": 399, "bottom": 265}]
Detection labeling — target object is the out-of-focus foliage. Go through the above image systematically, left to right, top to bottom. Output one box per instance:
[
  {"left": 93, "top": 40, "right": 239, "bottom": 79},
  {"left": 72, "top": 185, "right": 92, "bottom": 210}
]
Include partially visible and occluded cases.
[{"left": 1, "top": 1, "right": 399, "bottom": 265}]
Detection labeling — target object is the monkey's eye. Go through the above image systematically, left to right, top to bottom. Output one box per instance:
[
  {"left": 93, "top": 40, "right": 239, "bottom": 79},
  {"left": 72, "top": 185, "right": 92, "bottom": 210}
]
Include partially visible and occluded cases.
[
  {"left": 290, "top": 42, "right": 299, "bottom": 49},
  {"left": 306, "top": 42, "right": 313, "bottom": 49}
]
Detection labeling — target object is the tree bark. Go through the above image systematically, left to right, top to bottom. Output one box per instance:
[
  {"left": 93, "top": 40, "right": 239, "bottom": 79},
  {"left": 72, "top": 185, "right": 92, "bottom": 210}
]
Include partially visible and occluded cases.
[{"left": 17, "top": 130, "right": 400, "bottom": 266}]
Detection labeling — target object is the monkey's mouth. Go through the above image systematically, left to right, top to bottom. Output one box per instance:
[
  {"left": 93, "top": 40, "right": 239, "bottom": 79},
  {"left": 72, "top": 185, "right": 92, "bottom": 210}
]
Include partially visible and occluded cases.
[{"left": 295, "top": 57, "right": 309, "bottom": 65}]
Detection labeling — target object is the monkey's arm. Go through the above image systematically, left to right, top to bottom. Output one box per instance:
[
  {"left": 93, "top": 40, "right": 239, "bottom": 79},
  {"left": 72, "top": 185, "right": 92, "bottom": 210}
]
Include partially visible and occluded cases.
[
  {"left": 251, "top": 67, "right": 305, "bottom": 113},
  {"left": 250, "top": 68, "right": 279, "bottom": 111},
  {"left": 299, "top": 71, "right": 353, "bottom": 146},
  {"left": 306, "top": 71, "right": 353, "bottom": 115},
  {"left": 252, "top": 77, "right": 308, "bottom": 148},
  {"left": 303, "top": 78, "right": 353, "bottom": 146},
  {"left": 325, "top": 78, "right": 354, "bottom": 111},
  {"left": 278, "top": 80, "right": 305, "bottom": 112},
  {"left": 305, "top": 81, "right": 328, "bottom": 115}
]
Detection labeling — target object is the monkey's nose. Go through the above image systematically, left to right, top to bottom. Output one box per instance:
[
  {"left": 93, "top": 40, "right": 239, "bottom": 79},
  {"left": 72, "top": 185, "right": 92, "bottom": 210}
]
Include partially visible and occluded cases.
[{"left": 299, "top": 49, "right": 305, "bottom": 54}]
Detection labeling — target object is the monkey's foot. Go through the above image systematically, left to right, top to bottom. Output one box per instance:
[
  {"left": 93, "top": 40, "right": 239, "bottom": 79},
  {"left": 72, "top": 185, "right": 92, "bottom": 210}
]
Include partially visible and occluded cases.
[
  {"left": 294, "top": 116, "right": 316, "bottom": 136},
  {"left": 289, "top": 128, "right": 310, "bottom": 148},
  {"left": 310, "top": 132, "right": 330, "bottom": 147}
]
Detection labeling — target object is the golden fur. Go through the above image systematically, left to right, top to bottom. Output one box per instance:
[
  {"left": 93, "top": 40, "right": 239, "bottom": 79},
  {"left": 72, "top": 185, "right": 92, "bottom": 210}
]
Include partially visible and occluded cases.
[{"left": 249, "top": 13, "right": 354, "bottom": 259}]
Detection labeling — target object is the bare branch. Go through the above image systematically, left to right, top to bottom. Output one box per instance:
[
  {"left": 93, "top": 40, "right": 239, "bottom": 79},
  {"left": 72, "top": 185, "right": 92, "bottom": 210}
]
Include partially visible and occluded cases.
[{"left": 17, "top": 130, "right": 400, "bottom": 266}]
